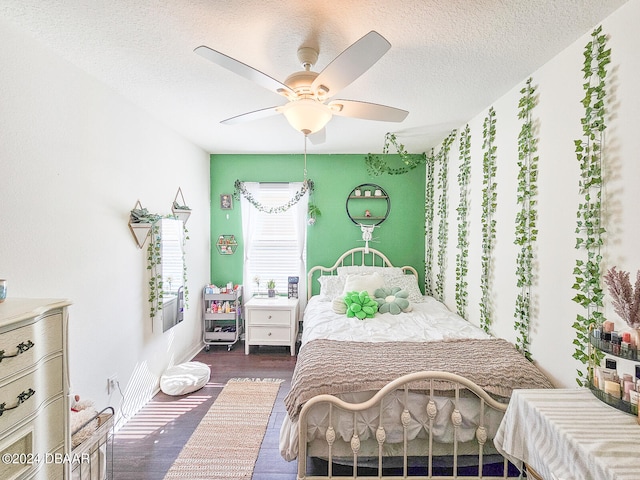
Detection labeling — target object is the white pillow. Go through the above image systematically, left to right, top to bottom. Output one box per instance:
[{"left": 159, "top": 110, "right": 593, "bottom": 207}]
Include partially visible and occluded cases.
[
  {"left": 337, "top": 265, "right": 405, "bottom": 277},
  {"left": 342, "top": 272, "right": 385, "bottom": 296},
  {"left": 317, "top": 275, "right": 345, "bottom": 299},
  {"left": 386, "top": 275, "right": 424, "bottom": 303},
  {"left": 331, "top": 296, "right": 347, "bottom": 314},
  {"left": 160, "top": 361, "right": 210, "bottom": 396}
]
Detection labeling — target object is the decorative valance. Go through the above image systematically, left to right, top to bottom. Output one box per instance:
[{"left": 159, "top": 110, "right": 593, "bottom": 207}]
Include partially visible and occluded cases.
[{"left": 233, "top": 179, "right": 314, "bottom": 214}]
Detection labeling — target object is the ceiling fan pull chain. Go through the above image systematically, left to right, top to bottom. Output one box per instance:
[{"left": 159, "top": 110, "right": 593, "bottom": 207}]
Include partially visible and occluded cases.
[{"left": 303, "top": 135, "right": 308, "bottom": 179}]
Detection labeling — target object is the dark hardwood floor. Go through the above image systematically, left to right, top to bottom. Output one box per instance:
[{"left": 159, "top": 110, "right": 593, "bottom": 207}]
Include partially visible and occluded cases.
[{"left": 112, "top": 341, "right": 299, "bottom": 480}]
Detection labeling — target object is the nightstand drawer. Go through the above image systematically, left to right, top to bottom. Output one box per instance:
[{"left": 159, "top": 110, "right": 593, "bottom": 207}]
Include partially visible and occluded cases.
[
  {"left": 248, "top": 309, "right": 291, "bottom": 326},
  {"left": 248, "top": 326, "right": 291, "bottom": 343}
]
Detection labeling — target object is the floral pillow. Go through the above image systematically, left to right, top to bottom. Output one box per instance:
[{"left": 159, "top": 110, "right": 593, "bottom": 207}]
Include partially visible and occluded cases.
[
  {"left": 317, "top": 275, "right": 345, "bottom": 300},
  {"left": 385, "top": 275, "right": 424, "bottom": 303},
  {"left": 374, "top": 287, "right": 412, "bottom": 314},
  {"left": 343, "top": 291, "right": 378, "bottom": 319}
]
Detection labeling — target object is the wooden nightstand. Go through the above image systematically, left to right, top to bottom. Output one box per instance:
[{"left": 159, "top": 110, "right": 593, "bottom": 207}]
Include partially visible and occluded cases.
[{"left": 244, "top": 296, "right": 299, "bottom": 356}]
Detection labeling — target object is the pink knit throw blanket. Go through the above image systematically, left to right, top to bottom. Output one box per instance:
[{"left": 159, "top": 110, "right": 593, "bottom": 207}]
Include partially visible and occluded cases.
[{"left": 285, "top": 338, "right": 553, "bottom": 419}]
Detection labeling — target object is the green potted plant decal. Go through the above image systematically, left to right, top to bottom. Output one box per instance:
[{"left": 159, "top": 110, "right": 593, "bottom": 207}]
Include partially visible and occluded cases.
[
  {"left": 572, "top": 25, "right": 609, "bottom": 386},
  {"left": 514, "top": 77, "right": 539, "bottom": 361},
  {"left": 480, "top": 107, "right": 497, "bottom": 333},
  {"left": 455, "top": 125, "right": 471, "bottom": 319},
  {"left": 307, "top": 203, "right": 321, "bottom": 226}
]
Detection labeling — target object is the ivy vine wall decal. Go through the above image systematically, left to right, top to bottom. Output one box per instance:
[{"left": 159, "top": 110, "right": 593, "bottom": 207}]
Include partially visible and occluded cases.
[
  {"left": 572, "top": 25, "right": 610, "bottom": 386},
  {"left": 514, "top": 77, "right": 539, "bottom": 361},
  {"left": 480, "top": 107, "right": 498, "bottom": 333},
  {"left": 455, "top": 125, "right": 471, "bottom": 319},
  {"left": 435, "top": 130, "right": 457, "bottom": 302},
  {"left": 364, "top": 133, "right": 427, "bottom": 176},
  {"left": 424, "top": 149, "right": 436, "bottom": 297}
]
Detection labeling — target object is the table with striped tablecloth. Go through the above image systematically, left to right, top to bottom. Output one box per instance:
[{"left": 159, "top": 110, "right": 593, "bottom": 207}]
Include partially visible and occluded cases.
[{"left": 494, "top": 389, "right": 640, "bottom": 480}]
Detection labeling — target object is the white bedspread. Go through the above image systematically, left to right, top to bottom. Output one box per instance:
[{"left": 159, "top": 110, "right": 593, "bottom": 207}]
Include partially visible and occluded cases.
[
  {"left": 280, "top": 295, "right": 495, "bottom": 461},
  {"left": 301, "top": 295, "right": 491, "bottom": 345}
]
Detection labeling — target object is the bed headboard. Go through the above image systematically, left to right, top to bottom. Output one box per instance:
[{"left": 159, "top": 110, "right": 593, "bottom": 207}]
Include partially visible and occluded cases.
[{"left": 307, "top": 247, "right": 419, "bottom": 300}]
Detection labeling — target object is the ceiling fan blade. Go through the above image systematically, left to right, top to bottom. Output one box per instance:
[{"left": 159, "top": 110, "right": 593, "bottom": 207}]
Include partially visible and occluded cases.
[
  {"left": 311, "top": 31, "right": 391, "bottom": 99},
  {"left": 194, "top": 45, "right": 295, "bottom": 98},
  {"left": 329, "top": 100, "right": 408, "bottom": 122},
  {"left": 221, "top": 106, "right": 281, "bottom": 125},
  {"left": 307, "top": 128, "right": 326, "bottom": 144}
]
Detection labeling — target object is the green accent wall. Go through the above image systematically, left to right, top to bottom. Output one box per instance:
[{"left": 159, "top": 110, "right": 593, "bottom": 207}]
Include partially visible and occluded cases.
[{"left": 210, "top": 154, "right": 426, "bottom": 294}]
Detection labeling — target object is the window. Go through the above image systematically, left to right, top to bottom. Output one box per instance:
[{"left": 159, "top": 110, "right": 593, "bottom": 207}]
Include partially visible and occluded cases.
[{"left": 240, "top": 183, "right": 308, "bottom": 302}]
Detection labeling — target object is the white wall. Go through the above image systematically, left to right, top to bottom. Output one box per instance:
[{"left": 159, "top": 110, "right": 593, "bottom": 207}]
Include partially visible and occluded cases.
[
  {"left": 434, "top": 0, "right": 640, "bottom": 388},
  {"left": 0, "top": 17, "right": 210, "bottom": 420}
]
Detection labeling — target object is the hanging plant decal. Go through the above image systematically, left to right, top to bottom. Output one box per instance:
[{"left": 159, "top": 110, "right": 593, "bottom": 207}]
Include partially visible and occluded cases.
[
  {"left": 572, "top": 25, "right": 609, "bottom": 386},
  {"left": 514, "top": 77, "right": 539, "bottom": 361},
  {"left": 480, "top": 107, "right": 497, "bottom": 333},
  {"left": 455, "top": 125, "right": 471, "bottom": 319},
  {"left": 435, "top": 130, "right": 457, "bottom": 302},
  {"left": 365, "top": 133, "right": 427, "bottom": 176},
  {"left": 424, "top": 149, "right": 436, "bottom": 297},
  {"left": 233, "top": 179, "right": 314, "bottom": 213},
  {"left": 147, "top": 221, "right": 163, "bottom": 318}
]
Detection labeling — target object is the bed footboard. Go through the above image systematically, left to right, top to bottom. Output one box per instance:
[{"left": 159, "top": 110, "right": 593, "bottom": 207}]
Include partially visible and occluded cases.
[{"left": 297, "top": 371, "right": 514, "bottom": 480}]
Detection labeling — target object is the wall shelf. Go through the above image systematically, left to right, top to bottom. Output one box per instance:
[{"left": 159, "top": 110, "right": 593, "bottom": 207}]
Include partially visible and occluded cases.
[
  {"left": 346, "top": 183, "right": 390, "bottom": 226},
  {"left": 128, "top": 200, "right": 152, "bottom": 249},
  {"left": 216, "top": 235, "right": 237, "bottom": 255}
]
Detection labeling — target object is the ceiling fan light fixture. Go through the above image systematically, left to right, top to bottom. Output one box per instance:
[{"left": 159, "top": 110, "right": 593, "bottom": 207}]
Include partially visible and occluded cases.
[{"left": 281, "top": 99, "right": 332, "bottom": 135}]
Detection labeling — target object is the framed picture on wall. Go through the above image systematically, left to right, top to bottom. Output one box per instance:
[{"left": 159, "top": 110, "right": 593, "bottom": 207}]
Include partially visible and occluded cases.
[{"left": 220, "top": 194, "right": 233, "bottom": 210}]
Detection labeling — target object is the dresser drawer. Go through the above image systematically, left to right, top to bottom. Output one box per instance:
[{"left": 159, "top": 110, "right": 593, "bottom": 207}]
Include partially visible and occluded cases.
[
  {"left": 248, "top": 309, "right": 291, "bottom": 326},
  {"left": 0, "top": 312, "right": 62, "bottom": 383},
  {"left": 247, "top": 325, "right": 291, "bottom": 343},
  {"left": 0, "top": 356, "right": 63, "bottom": 437},
  {"left": 0, "top": 396, "right": 64, "bottom": 480}
]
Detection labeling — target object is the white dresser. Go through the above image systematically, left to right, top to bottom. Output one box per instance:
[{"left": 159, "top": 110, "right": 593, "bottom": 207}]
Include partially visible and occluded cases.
[
  {"left": 244, "top": 297, "right": 299, "bottom": 356},
  {"left": 0, "top": 298, "right": 70, "bottom": 480}
]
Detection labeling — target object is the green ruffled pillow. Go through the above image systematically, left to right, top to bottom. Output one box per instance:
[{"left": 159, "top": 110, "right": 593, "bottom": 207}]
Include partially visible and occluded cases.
[
  {"left": 374, "top": 287, "right": 411, "bottom": 315},
  {"left": 343, "top": 291, "right": 378, "bottom": 319}
]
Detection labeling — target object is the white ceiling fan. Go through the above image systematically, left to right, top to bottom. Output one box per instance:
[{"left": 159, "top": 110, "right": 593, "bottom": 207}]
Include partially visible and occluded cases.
[{"left": 194, "top": 31, "right": 408, "bottom": 143}]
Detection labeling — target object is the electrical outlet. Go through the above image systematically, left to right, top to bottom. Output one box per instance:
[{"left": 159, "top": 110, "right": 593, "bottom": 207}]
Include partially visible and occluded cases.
[{"left": 107, "top": 375, "right": 118, "bottom": 395}]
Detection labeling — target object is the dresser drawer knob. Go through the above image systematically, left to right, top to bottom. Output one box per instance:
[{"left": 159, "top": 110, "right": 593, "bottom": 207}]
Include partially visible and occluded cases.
[
  {"left": 268, "top": 332, "right": 272, "bottom": 336},
  {"left": 0, "top": 340, "right": 35, "bottom": 363},
  {"left": 0, "top": 388, "right": 36, "bottom": 417}
]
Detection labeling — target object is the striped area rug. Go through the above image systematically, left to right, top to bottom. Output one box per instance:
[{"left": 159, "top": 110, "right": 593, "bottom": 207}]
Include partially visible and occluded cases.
[{"left": 163, "top": 378, "right": 284, "bottom": 479}]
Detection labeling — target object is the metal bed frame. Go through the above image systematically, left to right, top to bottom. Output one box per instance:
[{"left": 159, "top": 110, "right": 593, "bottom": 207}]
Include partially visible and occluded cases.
[
  {"left": 297, "top": 247, "right": 515, "bottom": 479},
  {"left": 297, "top": 372, "right": 511, "bottom": 480}
]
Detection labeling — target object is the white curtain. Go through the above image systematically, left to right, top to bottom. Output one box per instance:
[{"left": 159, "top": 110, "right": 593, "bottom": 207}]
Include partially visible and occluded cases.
[
  {"left": 240, "top": 182, "right": 309, "bottom": 314},
  {"left": 240, "top": 182, "right": 260, "bottom": 299},
  {"left": 288, "top": 182, "right": 309, "bottom": 314}
]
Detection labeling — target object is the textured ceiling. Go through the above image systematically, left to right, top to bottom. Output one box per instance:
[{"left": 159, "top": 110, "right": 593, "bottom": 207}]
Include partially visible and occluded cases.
[{"left": 0, "top": 0, "right": 629, "bottom": 154}]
